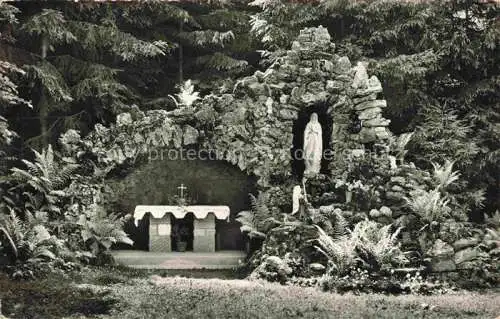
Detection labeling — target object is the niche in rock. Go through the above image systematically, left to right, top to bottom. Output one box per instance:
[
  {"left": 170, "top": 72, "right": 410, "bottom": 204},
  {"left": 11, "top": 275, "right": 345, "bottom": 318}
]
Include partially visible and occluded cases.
[
  {"left": 291, "top": 103, "right": 333, "bottom": 177},
  {"left": 106, "top": 155, "right": 257, "bottom": 251}
]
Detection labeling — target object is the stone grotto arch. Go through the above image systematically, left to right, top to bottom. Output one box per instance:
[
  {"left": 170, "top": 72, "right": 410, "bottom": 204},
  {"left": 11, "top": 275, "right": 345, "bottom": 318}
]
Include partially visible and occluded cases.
[
  {"left": 61, "top": 26, "right": 394, "bottom": 251},
  {"left": 65, "top": 26, "right": 393, "bottom": 189}
]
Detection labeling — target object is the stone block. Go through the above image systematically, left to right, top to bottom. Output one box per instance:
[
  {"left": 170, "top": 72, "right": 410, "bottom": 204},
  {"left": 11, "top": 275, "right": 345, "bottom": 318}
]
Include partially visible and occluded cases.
[
  {"left": 337, "top": 56, "right": 351, "bottom": 73},
  {"left": 354, "top": 76, "right": 383, "bottom": 96},
  {"left": 325, "top": 80, "right": 344, "bottom": 92},
  {"left": 352, "top": 93, "right": 376, "bottom": 105},
  {"left": 355, "top": 99, "right": 387, "bottom": 111},
  {"left": 358, "top": 107, "right": 382, "bottom": 120},
  {"left": 278, "top": 109, "right": 298, "bottom": 120},
  {"left": 182, "top": 125, "right": 199, "bottom": 145},
  {"left": 379, "top": 206, "right": 392, "bottom": 217},
  {"left": 194, "top": 214, "right": 216, "bottom": 252},
  {"left": 149, "top": 215, "right": 171, "bottom": 252},
  {"left": 150, "top": 234, "right": 172, "bottom": 252},
  {"left": 453, "top": 238, "right": 480, "bottom": 251},
  {"left": 427, "top": 239, "right": 454, "bottom": 259},
  {"left": 454, "top": 247, "right": 482, "bottom": 265},
  {"left": 430, "top": 259, "right": 456, "bottom": 272}
]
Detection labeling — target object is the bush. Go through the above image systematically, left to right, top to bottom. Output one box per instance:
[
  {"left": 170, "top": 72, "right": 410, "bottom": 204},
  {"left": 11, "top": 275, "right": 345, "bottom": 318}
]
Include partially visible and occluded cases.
[{"left": 314, "top": 220, "right": 408, "bottom": 275}]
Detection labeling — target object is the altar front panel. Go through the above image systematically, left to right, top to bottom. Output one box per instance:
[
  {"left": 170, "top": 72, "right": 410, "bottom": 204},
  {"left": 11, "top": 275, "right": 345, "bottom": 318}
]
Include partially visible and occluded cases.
[{"left": 193, "top": 214, "right": 216, "bottom": 252}]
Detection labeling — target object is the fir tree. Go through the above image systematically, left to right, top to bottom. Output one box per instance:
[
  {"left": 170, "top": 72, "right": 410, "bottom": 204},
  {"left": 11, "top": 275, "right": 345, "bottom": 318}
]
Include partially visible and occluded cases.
[{"left": 2, "top": 2, "right": 169, "bottom": 148}]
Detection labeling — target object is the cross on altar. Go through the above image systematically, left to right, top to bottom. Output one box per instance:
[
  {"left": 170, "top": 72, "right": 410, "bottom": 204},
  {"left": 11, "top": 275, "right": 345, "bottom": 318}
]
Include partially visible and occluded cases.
[{"left": 177, "top": 183, "right": 187, "bottom": 199}]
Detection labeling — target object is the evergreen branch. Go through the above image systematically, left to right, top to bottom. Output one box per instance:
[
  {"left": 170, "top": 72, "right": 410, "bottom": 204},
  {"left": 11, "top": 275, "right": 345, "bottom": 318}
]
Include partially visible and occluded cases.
[
  {"left": 119, "top": 1, "right": 199, "bottom": 29},
  {"left": 0, "top": 2, "right": 20, "bottom": 25},
  {"left": 22, "top": 9, "right": 76, "bottom": 45},
  {"left": 68, "top": 21, "right": 169, "bottom": 62},
  {"left": 178, "top": 30, "right": 235, "bottom": 48},
  {"left": 194, "top": 52, "right": 248, "bottom": 71},
  {"left": 50, "top": 55, "right": 119, "bottom": 85},
  {"left": 0, "top": 61, "right": 33, "bottom": 108},
  {"left": 24, "top": 61, "right": 73, "bottom": 104}
]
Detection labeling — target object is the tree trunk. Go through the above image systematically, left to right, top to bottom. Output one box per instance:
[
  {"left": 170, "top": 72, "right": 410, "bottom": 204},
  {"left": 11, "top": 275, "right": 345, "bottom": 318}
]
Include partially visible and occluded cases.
[
  {"left": 178, "top": 21, "right": 184, "bottom": 84},
  {"left": 39, "top": 35, "right": 49, "bottom": 148},
  {"left": 41, "top": 35, "right": 48, "bottom": 59},
  {"left": 39, "top": 92, "right": 49, "bottom": 148}
]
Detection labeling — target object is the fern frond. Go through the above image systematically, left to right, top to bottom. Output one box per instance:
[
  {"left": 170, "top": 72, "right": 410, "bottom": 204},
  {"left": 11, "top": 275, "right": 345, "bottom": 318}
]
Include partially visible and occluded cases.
[
  {"left": 431, "top": 160, "right": 460, "bottom": 189},
  {"left": 0, "top": 226, "right": 18, "bottom": 258}
]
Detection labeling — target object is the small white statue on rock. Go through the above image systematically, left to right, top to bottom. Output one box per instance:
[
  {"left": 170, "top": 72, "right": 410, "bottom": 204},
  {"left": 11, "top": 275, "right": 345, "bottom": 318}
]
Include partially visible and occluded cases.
[{"left": 291, "top": 185, "right": 303, "bottom": 215}]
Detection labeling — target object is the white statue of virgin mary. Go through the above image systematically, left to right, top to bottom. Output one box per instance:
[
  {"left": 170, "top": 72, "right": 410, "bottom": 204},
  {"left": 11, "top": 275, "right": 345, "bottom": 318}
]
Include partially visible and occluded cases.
[{"left": 303, "top": 113, "right": 322, "bottom": 176}]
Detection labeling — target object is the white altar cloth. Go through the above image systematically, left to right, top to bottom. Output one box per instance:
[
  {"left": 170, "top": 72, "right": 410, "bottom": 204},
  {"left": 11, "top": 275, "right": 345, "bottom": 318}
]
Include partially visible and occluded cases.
[{"left": 134, "top": 205, "right": 230, "bottom": 226}]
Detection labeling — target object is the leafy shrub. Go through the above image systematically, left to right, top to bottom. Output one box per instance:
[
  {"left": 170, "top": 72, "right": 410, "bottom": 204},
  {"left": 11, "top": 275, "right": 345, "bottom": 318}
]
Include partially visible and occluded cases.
[
  {"left": 168, "top": 79, "right": 200, "bottom": 108},
  {"left": 9, "top": 145, "right": 79, "bottom": 216},
  {"left": 404, "top": 160, "right": 469, "bottom": 224},
  {"left": 405, "top": 189, "right": 451, "bottom": 224},
  {"left": 236, "top": 193, "right": 272, "bottom": 240},
  {"left": 74, "top": 204, "right": 133, "bottom": 262},
  {"left": 0, "top": 208, "right": 79, "bottom": 278},
  {"left": 0, "top": 209, "right": 60, "bottom": 263},
  {"left": 314, "top": 220, "right": 407, "bottom": 274},
  {"left": 351, "top": 220, "right": 408, "bottom": 271},
  {"left": 314, "top": 226, "right": 356, "bottom": 275},
  {"left": 319, "top": 270, "right": 456, "bottom": 295}
]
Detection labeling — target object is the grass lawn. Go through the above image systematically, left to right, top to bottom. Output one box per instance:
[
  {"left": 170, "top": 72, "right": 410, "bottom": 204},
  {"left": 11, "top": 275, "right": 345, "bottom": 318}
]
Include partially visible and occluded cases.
[{"left": 1, "top": 267, "right": 499, "bottom": 319}]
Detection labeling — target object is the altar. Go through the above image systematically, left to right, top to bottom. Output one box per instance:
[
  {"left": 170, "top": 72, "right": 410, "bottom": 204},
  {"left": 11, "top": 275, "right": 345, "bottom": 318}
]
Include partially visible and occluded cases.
[{"left": 134, "top": 205, "right": 230, "bottom": 252}]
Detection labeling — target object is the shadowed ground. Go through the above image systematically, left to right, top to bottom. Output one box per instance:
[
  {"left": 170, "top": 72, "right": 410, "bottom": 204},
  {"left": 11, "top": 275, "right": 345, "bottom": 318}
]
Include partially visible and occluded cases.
[
  {"left": 1, "top": 268, "right": 499, "bottom": 319},
  {"left": 104, "top": 276, "right": 500, "bottom": 319}
]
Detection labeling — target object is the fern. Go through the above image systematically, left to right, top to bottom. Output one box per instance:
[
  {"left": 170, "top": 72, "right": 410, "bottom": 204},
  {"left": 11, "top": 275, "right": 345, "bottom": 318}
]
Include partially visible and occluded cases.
[
  {"left": 0, "top": 61, "right": 33, "bottom": 108},
  {"left": 168, "top": 79, "right": 200, "bottom": 108},
  {"left": 391, "top": 132, "right": 414, "bottom": 162},
  {"left": 10, "top": 145, "right": 79, "bottom": 214},
  {"left": 431, "top": 160, "right": 460, "bottom": 189},
  {"left": 404, "top": 188, "right": 451, "bottom": 224},
  {"left": 235, "top": 192, "right": 269, "bottom": 239},
  {"left": 78, "top": 204, "right": 133, "bottom": 255},
  {"left": 0, "top": 209, "right": 21, "bottom": 258},
  {"left": 0, "top": 209, "right": 56, "bottom": 261},
  {"left": 235, "top": 210, "right": 265, "bottom": 239},
  {"left": 315, "top": 220, "right": 407, "bottom": 273},
  {"left": 351, "top": 220, "right": 407, "bottom": 269},
  {"left": 314, "top": 225, "right": 356, "bottom": 274}
]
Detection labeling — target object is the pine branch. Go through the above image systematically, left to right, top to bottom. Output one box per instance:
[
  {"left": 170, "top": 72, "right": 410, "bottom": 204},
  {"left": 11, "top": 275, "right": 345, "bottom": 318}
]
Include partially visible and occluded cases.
[
  {"left": 118, "top": 1, "right": 199, "bottom": 29},
  {"left": 0, "top": 2, "right": 20, "bottom": 25},
  {"left": 22, "top": 9, "right": 76, "bottom": 45},
  {"left": 68, "top": 21, "right": 169, "bottom": 62},
  {"left": 178, "top": 30, "right": 235, "bottom": 48},
  {"left": 194, "top": 52, "right": 248, "bottom": 71},
  {"left": 50, "top": 55, "right": 119, "bottom": 85},
  {"left": 0, "top": 60, "right": 32, "bottom": 108},
  {"left": 24, "top": 61, "right": 73, "bottom": 104}
]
